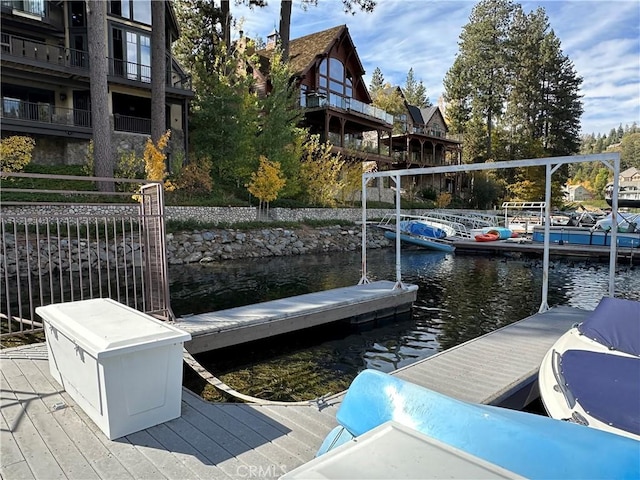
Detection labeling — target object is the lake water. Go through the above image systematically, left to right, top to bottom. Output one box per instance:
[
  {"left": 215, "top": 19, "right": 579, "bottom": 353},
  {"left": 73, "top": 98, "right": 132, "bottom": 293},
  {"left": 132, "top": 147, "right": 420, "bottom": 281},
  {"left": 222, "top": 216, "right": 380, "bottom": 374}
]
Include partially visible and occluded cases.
[{"left": 169, "top": 249, "right": 640, "bottom": 402}]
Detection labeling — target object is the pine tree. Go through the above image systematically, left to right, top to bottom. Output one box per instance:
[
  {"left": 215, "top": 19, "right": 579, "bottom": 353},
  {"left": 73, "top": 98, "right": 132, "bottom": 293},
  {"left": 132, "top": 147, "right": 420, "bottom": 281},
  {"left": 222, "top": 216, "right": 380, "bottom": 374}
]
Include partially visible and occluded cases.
[
  {"left": 254, "top": 49, "right": 306, "bottom": 197},
  {"left": 369, "top": 67, "right": 385, "bottom": 97},
  {"left": 403, "top": 68, "right": 430, "bottom": 108}
]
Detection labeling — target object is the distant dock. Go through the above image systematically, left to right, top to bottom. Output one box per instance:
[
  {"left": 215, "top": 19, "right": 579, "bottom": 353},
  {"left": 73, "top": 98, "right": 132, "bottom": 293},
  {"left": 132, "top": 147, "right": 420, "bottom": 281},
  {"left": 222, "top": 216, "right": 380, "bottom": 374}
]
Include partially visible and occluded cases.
[
  {"left": 451, "top": 238, "right": 639, "bottom": 264},
  {"left": 178, "top": 280, "right": 418, "bottom": 354}
]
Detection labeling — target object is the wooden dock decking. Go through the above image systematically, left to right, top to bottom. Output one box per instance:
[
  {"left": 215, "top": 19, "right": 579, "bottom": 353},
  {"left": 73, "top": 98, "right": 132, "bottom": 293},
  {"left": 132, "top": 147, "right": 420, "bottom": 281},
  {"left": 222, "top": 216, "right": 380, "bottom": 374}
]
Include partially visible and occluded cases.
[
  {"left": 451, "top": 237, "right": 639, "bottom": 264},
  {"left": 178, "top": 280, "right": 418, "bottom": 354},
  {"left": 1, "top": 306, "right": 588, "bottom": 479}
]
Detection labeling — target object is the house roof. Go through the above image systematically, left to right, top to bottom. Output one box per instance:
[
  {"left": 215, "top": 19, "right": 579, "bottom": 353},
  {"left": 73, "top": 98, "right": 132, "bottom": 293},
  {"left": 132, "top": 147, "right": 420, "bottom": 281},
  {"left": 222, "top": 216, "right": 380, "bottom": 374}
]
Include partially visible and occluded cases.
[
  {"left": 256, "top": 25, "right": 364, "bottom": 79},
  {"left": 621, "top": 167, "right": 639, "bottom": 177}
]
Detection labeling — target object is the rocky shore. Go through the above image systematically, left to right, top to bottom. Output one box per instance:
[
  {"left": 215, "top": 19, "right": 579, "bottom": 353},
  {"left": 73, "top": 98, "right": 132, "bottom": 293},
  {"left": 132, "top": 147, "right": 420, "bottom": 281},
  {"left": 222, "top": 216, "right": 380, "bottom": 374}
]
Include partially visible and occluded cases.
[
  {"left": 1, "top": 225, "right": 391, "bottom": 276},
  {"left": 166, "top": 225, "right": 391, "bottom": 264}
]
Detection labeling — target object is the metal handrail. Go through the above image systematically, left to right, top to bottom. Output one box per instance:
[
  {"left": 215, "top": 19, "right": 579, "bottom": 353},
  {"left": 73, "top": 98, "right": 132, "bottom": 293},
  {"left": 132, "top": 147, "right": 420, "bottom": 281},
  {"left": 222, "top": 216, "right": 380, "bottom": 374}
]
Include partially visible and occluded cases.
[{"left": 0, "top": 97, "right": 91, "bottom": 127}]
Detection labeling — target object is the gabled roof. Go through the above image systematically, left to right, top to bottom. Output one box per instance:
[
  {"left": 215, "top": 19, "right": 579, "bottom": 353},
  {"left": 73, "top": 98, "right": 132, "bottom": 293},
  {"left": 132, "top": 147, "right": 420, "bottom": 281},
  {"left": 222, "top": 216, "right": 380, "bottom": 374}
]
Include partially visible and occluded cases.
[
  {"left": 256, "top": 25, "right": 365, "bottom": 79},
  {"left": 406, "top": 104, "right": 424, "bottom": 124},
  {"left": 420, "top": 106, "right": 439, "bottom": 125},
  {"left": 621, "top": 167, "right": 639, "bottom": 177}
]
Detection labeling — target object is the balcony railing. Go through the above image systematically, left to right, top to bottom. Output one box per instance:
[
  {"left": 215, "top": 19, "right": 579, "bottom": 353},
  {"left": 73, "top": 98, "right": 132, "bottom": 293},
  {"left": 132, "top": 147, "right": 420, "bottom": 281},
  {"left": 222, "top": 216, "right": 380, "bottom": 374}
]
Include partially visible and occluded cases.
[
  {"left": 1, "top": 33, "right": 191, "bottom": 91},
  {"left": 1, "top": 33, "right": 88, "bottom": 69},
  {"left": 108, "top": 58, "right": 151, "bottom": 84},
  {"left": 305, "top": 92, "right": 394, "bottom": 125},
  {"left": 1, "top": 98, "right": 91, "bottom": 127},
  {"left": 113, "top": 114, "right": 151, "bottom": 135},
  {"left": 327, "top": 132, "right": 390, "bottom": 157}
]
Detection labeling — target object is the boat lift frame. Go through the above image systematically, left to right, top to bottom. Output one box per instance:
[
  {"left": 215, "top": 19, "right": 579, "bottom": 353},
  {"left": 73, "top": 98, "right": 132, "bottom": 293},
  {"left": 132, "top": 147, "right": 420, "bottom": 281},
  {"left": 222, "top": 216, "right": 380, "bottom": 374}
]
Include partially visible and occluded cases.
[{"left": 359, "top": 153, "right": 622, "bottom": 313}]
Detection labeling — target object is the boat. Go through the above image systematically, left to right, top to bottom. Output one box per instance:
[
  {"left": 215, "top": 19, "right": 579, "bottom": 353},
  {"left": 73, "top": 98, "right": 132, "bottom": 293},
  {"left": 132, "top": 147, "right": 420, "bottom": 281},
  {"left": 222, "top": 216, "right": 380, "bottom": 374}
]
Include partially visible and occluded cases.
[
  {"left": 605, "top": 182, "right": 640, "bottom": 208},
  {"left": 531, "top": 213, "right": 640, "bottom": 248},
  {"left": 382, "top": 219, "right": 456, "bottom": 252},
  {"left": 473, "top": 226, "right": 513, "bottom": 242},
  {"left": 383, "top": 230, "right": 455, "bottom": 253},
  {"left": 474, "top": 232, "right": 499, "bottom": 242},
  {"left": 539, "top": 297, "right": 640, "bottom": 441},
  {"left": 307, "top": 369, "right": 640, "bottom": 479}
]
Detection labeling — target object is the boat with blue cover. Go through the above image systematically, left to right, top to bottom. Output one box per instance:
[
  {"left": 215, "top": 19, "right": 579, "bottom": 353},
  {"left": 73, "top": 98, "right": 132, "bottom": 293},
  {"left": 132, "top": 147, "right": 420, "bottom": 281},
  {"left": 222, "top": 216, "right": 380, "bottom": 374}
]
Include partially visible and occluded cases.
[
  {"left": 382, "top": 219, "right": 456, "bottom": 252},
  {"left": 539, "top": 297, "right": 640, "bottom": 441},
  {"left": 310, "top": 369, "right": 640, "bottom": 479}
]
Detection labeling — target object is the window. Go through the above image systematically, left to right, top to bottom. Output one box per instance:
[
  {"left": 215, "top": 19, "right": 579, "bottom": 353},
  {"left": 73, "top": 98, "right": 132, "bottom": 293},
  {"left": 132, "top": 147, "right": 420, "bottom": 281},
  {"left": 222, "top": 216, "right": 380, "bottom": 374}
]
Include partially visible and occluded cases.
[
  {"left": 2, "top": 0, "right": 45, "bottom": 17},
  {"left": 110, "top": 0, "right": 151, "bottom": 25},
  {"left": 112, "top": 26, "right": 150, "bottom": 82},
  {"left": 318, "top": 58, "right": 354, "bottom": 99}
]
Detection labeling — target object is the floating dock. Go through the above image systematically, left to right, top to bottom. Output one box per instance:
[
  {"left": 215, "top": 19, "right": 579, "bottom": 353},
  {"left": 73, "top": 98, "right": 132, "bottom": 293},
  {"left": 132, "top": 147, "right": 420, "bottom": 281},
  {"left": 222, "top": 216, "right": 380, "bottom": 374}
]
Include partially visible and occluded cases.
[
  {"left": 451, "top": 238, "right": 639, "bottom": 264},
  {"left": 177, "top": 280, "right": 418, "bottom": 354},
  {"left": 0, "top": 305, "right": 587, "bottom": 479}
]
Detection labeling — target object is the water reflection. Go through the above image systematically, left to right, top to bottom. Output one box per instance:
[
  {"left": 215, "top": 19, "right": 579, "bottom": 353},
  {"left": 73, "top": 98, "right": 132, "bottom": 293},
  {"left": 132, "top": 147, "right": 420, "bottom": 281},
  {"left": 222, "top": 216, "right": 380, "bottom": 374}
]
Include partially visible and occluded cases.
[{"left": 170, "top": 249, "right": 640, "bottom": 401}]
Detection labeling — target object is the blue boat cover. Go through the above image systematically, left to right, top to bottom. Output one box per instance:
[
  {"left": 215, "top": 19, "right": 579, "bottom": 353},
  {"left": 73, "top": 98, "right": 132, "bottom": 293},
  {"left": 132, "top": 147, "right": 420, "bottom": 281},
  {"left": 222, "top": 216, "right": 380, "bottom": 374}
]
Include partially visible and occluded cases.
[
  {"left": 401, "top": 221, "right": 447, "bottom": 239},
  {"left": 578, "top": 297, "right": 640, "bottom": 356},
  {"left": 561, "top": 349, "right": 640, "bottom": 436},
  {"left": 331, "top": 369, "right": 640, "bottom": 479}
]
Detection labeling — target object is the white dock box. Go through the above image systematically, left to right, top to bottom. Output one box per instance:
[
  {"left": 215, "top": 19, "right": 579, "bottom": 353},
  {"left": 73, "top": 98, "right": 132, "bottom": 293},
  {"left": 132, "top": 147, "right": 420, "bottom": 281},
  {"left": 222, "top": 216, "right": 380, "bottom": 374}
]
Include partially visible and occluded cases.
[{"left": 37, "top": 298, "right": 191, "bottom": 440}]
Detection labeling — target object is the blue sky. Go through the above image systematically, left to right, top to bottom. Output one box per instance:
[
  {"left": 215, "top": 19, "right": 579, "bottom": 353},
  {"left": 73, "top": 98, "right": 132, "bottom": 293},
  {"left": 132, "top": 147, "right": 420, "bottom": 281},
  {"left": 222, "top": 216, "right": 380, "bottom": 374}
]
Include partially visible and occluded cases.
[{"left": 232, "top": 0, "right": 640, "bottom": 136}]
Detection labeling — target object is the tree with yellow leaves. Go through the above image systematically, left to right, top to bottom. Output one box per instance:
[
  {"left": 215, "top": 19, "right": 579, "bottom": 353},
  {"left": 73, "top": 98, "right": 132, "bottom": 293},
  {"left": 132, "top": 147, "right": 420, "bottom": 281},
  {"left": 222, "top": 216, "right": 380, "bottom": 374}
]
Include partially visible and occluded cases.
[
  {"left": 143, "top": 130, "right": 175, "bottom": 191},
  {"left": 300, "top": 135, "right": 345, "bottom": 207},
  {"left": 1, "top": 136, "right": 35, "bottom": 172},
  {"left": 247, "top": 156, "right": 286, "bottom": 219}
]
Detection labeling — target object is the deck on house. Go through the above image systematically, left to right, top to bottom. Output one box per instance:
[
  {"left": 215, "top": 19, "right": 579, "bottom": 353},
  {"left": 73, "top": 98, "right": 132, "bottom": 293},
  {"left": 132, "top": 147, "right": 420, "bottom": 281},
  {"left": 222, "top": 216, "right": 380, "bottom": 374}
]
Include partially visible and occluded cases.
[
  {"left": 177, "top": 280, "right": 418, "bottom": 354},
  {"left": 1, "top": 306, "right": 587, "bottom": 479}
]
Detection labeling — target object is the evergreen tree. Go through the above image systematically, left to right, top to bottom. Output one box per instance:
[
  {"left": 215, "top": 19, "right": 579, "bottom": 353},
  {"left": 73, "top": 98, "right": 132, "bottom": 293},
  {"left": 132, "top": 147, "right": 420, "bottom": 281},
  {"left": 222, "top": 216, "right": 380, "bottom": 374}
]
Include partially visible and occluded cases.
[
  {"left": 174, "top": 0, "right": 258, "bottom": 186},
  {"left": 444, "top": 0, "right": 582, "bottom": 170},
  {"left": 454, "top": 0, "right": 513, "bottom": 160},
  {"left": 254, "top": 49, "right": 306, "bottom": 197},
  {"left": 369, "top": 67, "right": 385, "bottom": 97},
  {"left": 403, "top": 68, "right": 430, "bottom": 108}
]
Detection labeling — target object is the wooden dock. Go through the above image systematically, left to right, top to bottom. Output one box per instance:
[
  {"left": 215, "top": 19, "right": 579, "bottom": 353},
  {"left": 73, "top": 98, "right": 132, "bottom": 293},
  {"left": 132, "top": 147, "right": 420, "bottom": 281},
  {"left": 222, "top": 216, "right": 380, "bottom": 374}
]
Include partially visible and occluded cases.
[
  {"left": 451, "top": 237, "right": 639, "bottom": 264},
  {"left": 177, "top": 280, "right": 418, "bottom": 354},
  {"left": 1, "top": 305, "right": 587, "bottom": 479},
  {"left": 393, "top": 305, "right": 587, "bottom": 408}
]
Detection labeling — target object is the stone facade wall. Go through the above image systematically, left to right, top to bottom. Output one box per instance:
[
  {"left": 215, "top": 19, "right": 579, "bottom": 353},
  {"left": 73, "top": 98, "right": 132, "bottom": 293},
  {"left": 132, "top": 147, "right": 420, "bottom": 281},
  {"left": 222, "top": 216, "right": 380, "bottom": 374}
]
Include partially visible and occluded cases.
[{"left": 28, "top": 128, "right": 186, "bottom": 169}]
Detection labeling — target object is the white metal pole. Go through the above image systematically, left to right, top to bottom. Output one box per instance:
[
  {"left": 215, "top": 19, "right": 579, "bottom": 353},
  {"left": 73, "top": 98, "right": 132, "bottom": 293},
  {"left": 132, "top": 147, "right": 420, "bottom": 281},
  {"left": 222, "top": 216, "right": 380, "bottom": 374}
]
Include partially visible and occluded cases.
[
  {"left": 609, "top": 155, "right": 620, "bottom": 296},
  {"left": 539, "top": 163, "right": 552, "bottom": 312},
  {"left": 359, "top": 173, "right": 369, "bottom": 285},
  {"left": 394, "top": 174, "right": 402, "bottom": 289}
]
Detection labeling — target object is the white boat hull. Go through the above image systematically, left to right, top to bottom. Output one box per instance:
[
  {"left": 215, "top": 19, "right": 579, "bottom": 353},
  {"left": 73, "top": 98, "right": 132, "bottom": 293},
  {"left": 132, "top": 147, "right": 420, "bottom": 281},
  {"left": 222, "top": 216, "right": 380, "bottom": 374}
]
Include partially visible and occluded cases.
[{"left": 539, "top": 325, "right": 640, "bottom": 441}]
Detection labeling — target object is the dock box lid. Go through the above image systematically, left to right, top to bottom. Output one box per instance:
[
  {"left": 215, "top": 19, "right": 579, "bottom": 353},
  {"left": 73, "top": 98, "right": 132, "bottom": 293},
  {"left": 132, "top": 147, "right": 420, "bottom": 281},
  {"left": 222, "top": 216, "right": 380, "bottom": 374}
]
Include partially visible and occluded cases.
[{"left": 37, "top": 299, "right": 191, "bottom": 359}]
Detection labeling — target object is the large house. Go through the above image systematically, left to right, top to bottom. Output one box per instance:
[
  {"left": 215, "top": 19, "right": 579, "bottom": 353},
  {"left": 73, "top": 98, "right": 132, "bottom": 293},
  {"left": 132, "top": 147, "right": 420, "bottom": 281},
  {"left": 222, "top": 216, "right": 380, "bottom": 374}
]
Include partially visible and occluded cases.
[
  {"left": 0, "top": 0, "right": 193, "bottom": 165},
  {"left": 252, "top": 25, "right": 463, "bottom": 197},
  {"left": 253, "top": 26, "right": 394, "bottom": 166},
  {"left": 387, "top": 98, "right": 463, "bottom": 194}
]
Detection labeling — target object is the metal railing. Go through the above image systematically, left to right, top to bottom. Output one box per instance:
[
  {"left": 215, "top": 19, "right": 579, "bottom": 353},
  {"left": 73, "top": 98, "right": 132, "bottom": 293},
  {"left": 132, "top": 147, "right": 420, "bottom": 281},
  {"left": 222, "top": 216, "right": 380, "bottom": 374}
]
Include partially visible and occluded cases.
[
  {"left": 1, "top": 33, "right": 191, "bottom": 90},
  {"left": 1, "top": 33, "right": 88, "bottom": 69},
  {"left": 305, "top": 92, "right": 394, "bottom": 125},
  {"left": 1, "top": 98, "right": 91, "bottom": 127},
  {"left": 113, "top": 114, "right": 151, "bottom": 134},
  {"left": 0, "top": 172, "right": 173, "bottom": 340}
]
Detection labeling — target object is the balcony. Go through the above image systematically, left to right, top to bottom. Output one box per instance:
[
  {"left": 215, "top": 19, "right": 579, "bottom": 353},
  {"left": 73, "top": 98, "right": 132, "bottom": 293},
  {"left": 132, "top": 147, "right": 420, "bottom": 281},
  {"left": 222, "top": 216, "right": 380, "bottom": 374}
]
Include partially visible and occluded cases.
[
  {"left": 1, "top": 33, "right": 192, "bottom": 91},
  {"left": 1, "top": 33, "right": 88, "bottom": 70},
  {"left": 305, "top": 92, "right": 394, "bottom": 125},
  {"left": 1, "top": 97, "right": 90, "bottom": 127},
  {"left": 0, "top": 98, "right": 154, "bottom": 136},
  {"left": 113, "top": 114, "right": 150, "bottom": 135}
]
